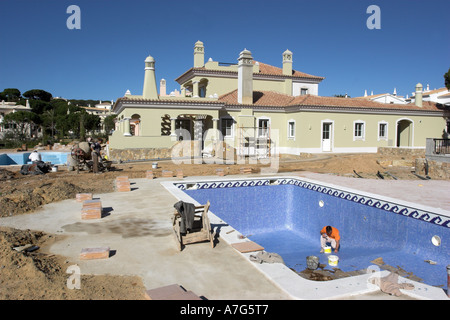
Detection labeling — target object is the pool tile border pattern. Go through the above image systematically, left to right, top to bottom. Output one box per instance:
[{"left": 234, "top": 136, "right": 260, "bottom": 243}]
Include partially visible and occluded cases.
[
  {"left": 163, "top": 175, "right": 450, "bottom": 300},
  {"left": 174, "top": 177, "right": 450, "bottom": 229}
]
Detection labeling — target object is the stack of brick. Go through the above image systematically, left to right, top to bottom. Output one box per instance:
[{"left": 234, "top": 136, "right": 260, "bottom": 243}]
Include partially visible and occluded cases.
[
  {"left": 240, "top": 167, "right": 253, "bottom": 174},
  {"left": 216, "top": 168, "right": 225, "bottom": 176},
  {"left": 176, "top": 169, "right": 184, "bottom": 179},
  {"left": 146, "top": 170, "right": 155, "bottom": 179},
  {"left": 162, "top": 170, "right": 173, "bottom": 178},
  {"left": 115, "top": 176, "right": 131, "bottom": 192},
  {"left": 76, "top": 193, "right": 93, "bottom": 203},
  {"left": 81, "top": 199, "right": 102, "bottom": 220},
  {"left": 80, "top": 247, "right": 110, "bottom": 260}
]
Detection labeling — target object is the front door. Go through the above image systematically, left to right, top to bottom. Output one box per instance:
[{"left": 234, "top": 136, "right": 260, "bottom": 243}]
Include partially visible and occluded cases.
[{"left": 322, "top": 122, "right": 332, "bottom": 152}]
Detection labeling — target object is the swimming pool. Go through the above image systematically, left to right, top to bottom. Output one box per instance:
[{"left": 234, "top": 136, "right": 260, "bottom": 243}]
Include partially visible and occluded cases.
[
  {"left": 0, "top": 152, "right": 69, "bottom": 165},
  {"left": 172, "top": 177, "right": 450, "bottom": 295}
]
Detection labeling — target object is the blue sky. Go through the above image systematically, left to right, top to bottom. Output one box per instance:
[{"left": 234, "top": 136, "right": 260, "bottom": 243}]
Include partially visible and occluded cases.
[{"left": 0, "top": 0, "right": 449, "bottom": 101}]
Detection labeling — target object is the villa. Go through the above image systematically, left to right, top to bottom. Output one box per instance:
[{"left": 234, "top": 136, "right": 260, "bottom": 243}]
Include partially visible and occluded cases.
[{"left": 108, "top": 41, "right": 447, "bottom": 161}]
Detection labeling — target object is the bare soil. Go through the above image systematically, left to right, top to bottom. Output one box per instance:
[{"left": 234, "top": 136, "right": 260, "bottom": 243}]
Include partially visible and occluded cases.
[{"left": 0, "top": 151, "right": 438, "bottom": 299}]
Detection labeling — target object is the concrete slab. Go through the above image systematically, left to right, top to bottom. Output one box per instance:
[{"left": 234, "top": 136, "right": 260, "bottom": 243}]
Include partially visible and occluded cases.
[
  {"left": 1, "top": 172, "right": 448, "bottom": 300},
  {"left": 0, "top": 176, "right": 291, "bottom": 300}
]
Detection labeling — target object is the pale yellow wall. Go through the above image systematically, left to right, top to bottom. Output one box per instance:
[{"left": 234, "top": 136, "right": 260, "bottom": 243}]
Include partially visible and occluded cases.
[
  {"left": 181, "top": 74, "right": 289, "bottom": 98},
  {"left": 110, "top": 103, "right": 446, "bottom": 153},
  {"left": 268, "top": 111, "right": 446, "bottom": 152}
]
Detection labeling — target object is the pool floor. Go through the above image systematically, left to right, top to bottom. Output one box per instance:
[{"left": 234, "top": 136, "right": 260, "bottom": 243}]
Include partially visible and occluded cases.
[{"left": 248, "top": 229, "right": 448, "bottom": 290}]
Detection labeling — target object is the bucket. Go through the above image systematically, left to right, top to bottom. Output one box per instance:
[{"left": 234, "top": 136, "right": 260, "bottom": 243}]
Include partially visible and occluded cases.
[
  {"left": 152, "top": 162, "right": 158, "bottom": 169},
  {"left": 324, "top": 246, "right": 332, "bottom": 254},
  {"left": 328, "top": 255, "right": 339, "bottom": 267},
  {"left": 306, "top": 256, "right": 320, "bottom": 270}
]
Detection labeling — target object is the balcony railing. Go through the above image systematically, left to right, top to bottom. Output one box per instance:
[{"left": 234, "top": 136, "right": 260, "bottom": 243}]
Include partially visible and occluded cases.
[{"left": 433, "top": 139, "right": 450, "bottom": 155}]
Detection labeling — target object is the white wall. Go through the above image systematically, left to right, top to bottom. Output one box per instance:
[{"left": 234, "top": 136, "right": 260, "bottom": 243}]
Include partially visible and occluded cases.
[{"left": 292, "top": 82, "right": 319, "bottom": 96}]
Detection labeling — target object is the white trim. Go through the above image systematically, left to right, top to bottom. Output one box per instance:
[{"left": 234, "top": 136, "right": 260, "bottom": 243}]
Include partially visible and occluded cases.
[
  {"left": 220, "top": 116, "right": 235, "bottom": 139},
  {"left": 256, "top": 116, "right": 271, "bottom": 138},
  {"left": 395, "top": 118, "right": 415, "bottom": 147},
  {"left": 287, "top": 119, "right": 296, "bottom": 140},
  {"left": 321, "top": 119, "right": 334, "bottom": 152},
  {"left": 353, "top": 120, "right": 366, "bottom": 141},
  {"left": 377, "top": 120, "right": 388, "bottom": 141},
  {"left": 278, "top": 146, "right": 378, "bottom": 155}
]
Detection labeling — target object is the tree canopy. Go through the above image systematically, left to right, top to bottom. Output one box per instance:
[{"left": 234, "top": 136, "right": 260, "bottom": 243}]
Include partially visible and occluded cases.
[
  {"left": 444, "top": 67, "right": 450, "bottom": 90},
  {"left": 0, "top": 87, "right": 111, "bottom": 143},
  {"left": 1, "top": 88, "right": 21, "bottom": 102},
  {"left": 23, "top": 89, "right": 53, "bottom": 102}
]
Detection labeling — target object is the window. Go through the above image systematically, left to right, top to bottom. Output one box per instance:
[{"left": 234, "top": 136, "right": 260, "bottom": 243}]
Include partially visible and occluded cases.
[
  {"left": 199, "top": 86, "right": 206, "bottom": 98},
  {"left": 301, "top": 88, "right": 308, "bottom": 95},
  {"left": 221, "top": 118, "right": 234, "bottom": 138},
  {"left": 258, "top": 118, "right": 269, "bottom": 137},
  {"left": 288, "top": 120, "right": 295, "bottom": 139},
  {"left": 354, "top": 121, "right": 365, "bottom": 140},
  {"left": 378, "top": 122, "right": 388, "bottom": 140}
]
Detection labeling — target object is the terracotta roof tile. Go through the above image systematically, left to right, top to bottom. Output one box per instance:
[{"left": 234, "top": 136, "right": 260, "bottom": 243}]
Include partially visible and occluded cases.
[
  {"left": 176, "top": 61, "right": 324, "bottom": 82},
  {"left": 254, "top": 61, "right": 324, "bottom": 80},
  {"left": 218, "top": 89, "right": 295, "bottom": 107},
  {"left": 218, "top": 90, "right": 442, "bottom": 111},
  {"left": 289, "top": 94, "right": 440, "bottom": 111}
]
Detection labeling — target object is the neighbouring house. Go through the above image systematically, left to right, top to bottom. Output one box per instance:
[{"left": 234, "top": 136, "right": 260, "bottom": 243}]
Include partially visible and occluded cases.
[
  {"left": 108, "top": 41, "right": 447, "bottom": 162},
  {"left": 357, "top": 89, "right": 407, "bottom": 104},
  {"left": 0, "top": 100, "right": 37, "bottom": 138},
  {"left": 80, "top": 100, "right": 115, "bottom": 133}
]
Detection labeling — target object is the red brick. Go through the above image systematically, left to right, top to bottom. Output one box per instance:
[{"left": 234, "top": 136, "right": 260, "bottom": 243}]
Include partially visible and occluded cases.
[
  {"left": 162, "top": 170, "right": 173, "bottom": 177},
  {"left": 76, "top": 193, "right": 93, "bottom": 202},
  {"left": 80, "top": 247, "right": 110, "bottom": 260}
]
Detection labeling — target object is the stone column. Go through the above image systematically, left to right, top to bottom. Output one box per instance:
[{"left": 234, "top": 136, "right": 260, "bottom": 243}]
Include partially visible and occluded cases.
[
  {"left": 193, "top": 81, "right": 199, "bottom": 98},
  {"left": 123, "top": 117, "right": 132, "bottom": 136},
  {"left": 170, "top": 118, "right": 177, "bottom": 136},
  {"left": 212, "top": 118, "right": 219, "bottom": 141}
]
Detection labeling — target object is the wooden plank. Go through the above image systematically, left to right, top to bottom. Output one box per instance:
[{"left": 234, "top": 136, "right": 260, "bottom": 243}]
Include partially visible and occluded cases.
[
  {"left": 183, "top": 231, "right": 209, "bottom": 244},
  {"left": 231, "top": 241, "right": 264, "bottom": 253},
  {"left": 144, "top": 284, "right": 185, "bottom": 300},
  {"left": 144, "top": 284, "right": 201, "bottom": 300},
  {"left": 163, "top": 291, "right": 202, "bottom": 300}
]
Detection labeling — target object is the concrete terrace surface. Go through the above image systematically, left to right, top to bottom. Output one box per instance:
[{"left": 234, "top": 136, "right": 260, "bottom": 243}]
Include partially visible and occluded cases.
[{"left": 1, "top": 172, "right": 449, "bottom": 300}]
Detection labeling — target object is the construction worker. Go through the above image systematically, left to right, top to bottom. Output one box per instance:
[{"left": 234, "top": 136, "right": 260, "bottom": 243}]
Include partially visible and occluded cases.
[
  {"left": 91, "top": 138, "right": 102, "bottom": 173},
  {"left": 320, "top": 225, "right": 340, "bottom": 253}
]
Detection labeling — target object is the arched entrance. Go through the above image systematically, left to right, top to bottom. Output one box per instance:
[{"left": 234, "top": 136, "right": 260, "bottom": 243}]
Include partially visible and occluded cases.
[
  {"left": 130, "top": 114, "right": 141, "bottom": 136},
  {"left": 396, "top": 119, "right": 413, "bottom": 147}
]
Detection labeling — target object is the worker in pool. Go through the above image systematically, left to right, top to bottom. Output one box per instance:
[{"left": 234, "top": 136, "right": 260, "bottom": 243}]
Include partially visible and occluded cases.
[{"left": 320, "top": 225, "right": 340, "bottom": 253}]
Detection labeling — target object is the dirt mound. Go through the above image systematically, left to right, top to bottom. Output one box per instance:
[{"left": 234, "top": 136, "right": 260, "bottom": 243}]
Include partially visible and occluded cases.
[
  {"left": 318, "top": 154, "right": 385, "bottom": 175},
  {"left": 0, "top": 168, "right": 17, "bottom": 181},
  {"left": 0, "top": 176, "right": 114, "bottom": 217},
  {"left": 0, "top": 227, "right": 146, "bottom": 300}
]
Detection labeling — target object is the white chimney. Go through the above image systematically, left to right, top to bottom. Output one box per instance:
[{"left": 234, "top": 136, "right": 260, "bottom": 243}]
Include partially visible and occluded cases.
[
  {"left": 237, "top": 49, "right": 253, "bottom": 104},
  {"left": 415, "top": 83, "right": 423, "bottom": 107}
]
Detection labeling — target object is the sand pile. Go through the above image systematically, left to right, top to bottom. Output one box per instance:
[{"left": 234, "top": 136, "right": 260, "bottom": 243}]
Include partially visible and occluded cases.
[{"left": 0, "top": 227, "right": 146, "bottom": 300}]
